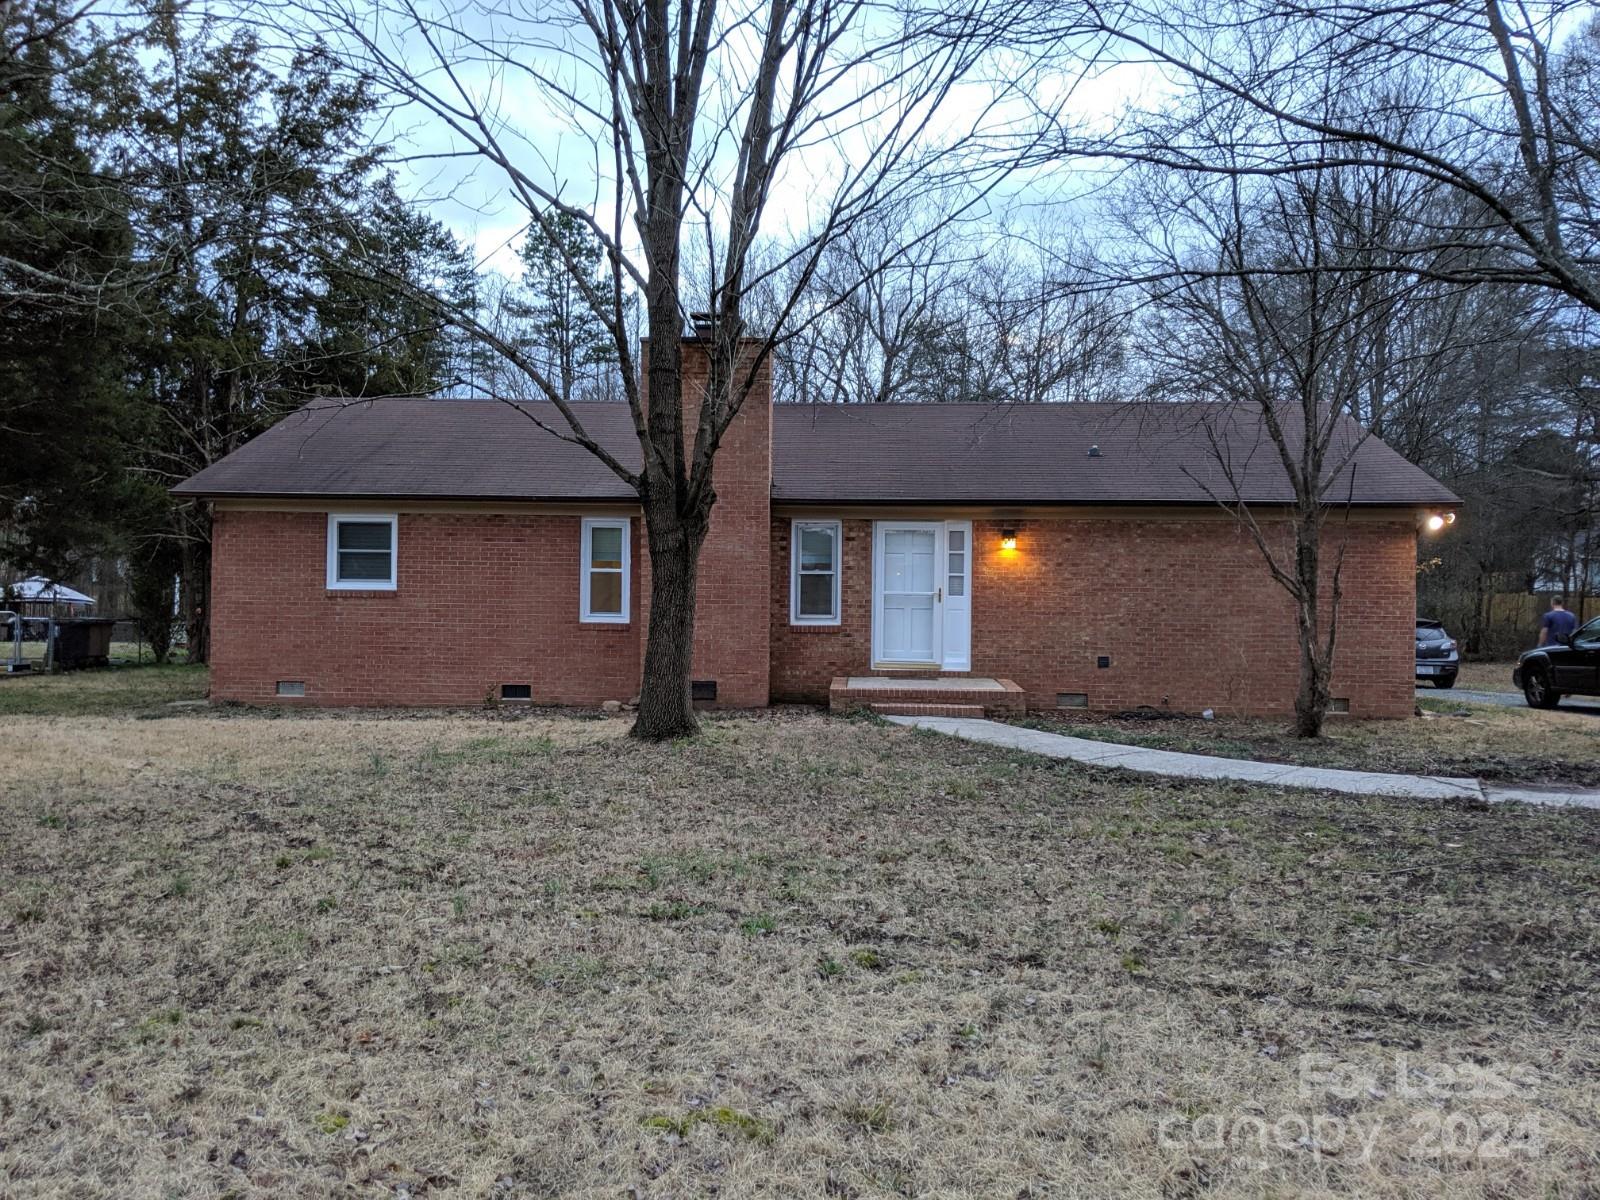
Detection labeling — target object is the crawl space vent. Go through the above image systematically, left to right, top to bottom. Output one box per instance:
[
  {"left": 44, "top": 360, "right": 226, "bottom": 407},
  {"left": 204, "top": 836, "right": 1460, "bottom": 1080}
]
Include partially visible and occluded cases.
[
  {"left": 276, "top": 680, "right": 306, "bottom": 698},
  {"left": 691, "top": 680, "right": 718, "bottom": 702},
  {"left": 500, "top": 683, "right": 532, "bottom": 701},
  {"left": 1056, "top": 692, "right": 1089, "bottom": 709},
  {"left": 1328, "top": 697, "right": 1351, "bottom": 714}
]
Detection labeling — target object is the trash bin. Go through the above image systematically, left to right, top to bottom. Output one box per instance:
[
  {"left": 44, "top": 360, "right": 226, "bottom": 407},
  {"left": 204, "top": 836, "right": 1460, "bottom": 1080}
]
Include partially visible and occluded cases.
[{"left": 53, "top": 618, "right": 117, "bottom": 669}]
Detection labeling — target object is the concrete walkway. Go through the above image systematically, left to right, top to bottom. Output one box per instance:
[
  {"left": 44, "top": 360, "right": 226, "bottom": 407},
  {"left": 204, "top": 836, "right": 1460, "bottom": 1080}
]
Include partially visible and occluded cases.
[{"left": 885, "top": 715, "right": 1600, "bottom": 810}]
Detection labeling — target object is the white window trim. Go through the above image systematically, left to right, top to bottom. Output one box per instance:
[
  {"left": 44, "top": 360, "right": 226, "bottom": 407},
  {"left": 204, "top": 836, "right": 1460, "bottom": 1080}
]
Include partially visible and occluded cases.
[
  {"left": 326, "top": 513, "right": 398, "bottom": 591},
  {"left": 580, "top": 516, "right": 631, "bottom": 623},
  {"left": 790, "top": 519, "right": 842, "bottom": 626}
]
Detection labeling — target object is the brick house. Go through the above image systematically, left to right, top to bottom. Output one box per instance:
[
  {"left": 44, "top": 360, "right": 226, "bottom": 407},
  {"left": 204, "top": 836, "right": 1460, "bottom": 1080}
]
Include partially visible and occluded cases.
[{"left": 174, "top": 336, "right": 1457, "bottom": 718}]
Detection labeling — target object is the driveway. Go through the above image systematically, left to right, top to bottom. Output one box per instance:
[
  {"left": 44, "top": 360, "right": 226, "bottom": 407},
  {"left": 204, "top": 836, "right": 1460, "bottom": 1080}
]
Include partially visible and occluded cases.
[{"left": 1418, "top": 685, "right": 1600, "bottom": 716}]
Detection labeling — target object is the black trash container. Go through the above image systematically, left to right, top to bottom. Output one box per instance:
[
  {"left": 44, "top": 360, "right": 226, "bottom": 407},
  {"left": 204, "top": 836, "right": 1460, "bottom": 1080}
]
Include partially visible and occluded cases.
[{"left": 53, "top": 618, "right": 117, "bottom": 669}]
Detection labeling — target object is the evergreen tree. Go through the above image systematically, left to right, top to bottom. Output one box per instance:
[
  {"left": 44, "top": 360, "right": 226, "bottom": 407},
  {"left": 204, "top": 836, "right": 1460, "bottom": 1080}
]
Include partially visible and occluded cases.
[
  {"left": 0, "top": 2, "right": 145, "bottom": 574},
  {"left": 130, "top": 18, "right": 380, "bottom": 660},
  {"left": 286, "top": 175, "right": 479, "bottom": 398},
  {"left": 513, "top": 210, "right": 617, "bottom": 402}
]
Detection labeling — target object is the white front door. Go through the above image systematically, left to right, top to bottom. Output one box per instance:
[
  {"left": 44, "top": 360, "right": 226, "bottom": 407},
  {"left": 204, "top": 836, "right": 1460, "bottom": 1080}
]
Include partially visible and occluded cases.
[{"left": 872, "top": 521, "right": 972, "bottom": 669}]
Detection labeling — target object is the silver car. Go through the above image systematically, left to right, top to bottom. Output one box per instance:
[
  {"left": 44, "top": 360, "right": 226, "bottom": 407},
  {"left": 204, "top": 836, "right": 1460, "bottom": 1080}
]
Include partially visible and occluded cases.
[{"left": 1415, "top": 619, "right": 1460, "bottom": 688}]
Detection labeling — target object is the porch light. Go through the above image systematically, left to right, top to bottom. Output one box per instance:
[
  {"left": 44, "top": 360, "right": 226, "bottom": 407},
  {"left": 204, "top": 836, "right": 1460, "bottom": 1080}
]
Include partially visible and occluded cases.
[
  {"left": 1424, "top": 511, "right": 1457, "bottom": 533},
  {"left": 1000, "top": 528, "right": 1018, "bottom": 550}
]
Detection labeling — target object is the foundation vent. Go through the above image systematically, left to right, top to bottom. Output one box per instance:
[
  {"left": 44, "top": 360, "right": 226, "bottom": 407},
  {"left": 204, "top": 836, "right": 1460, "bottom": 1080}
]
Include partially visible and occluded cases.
[
  {"left": 691, "top": 680, "right": 718, "bottom": 702},
  {"left": 276, "top": 681, "right": 306, "bottom": 698},
  {"left": 501, "top": 683, "right": 532, "bottom": 701},
  {"left": 1056, "top": 692, "right": 1089, "bottom": 709},
  {"left": 1328, "top": 697, "right": 1351, "bottom": 714}
]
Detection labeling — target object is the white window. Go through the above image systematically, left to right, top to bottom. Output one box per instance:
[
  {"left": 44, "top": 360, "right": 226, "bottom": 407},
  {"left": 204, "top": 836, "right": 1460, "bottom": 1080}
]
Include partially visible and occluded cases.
[
  {"left": 326, "top": 514, "right": 397, "bottom": 590},
  {"left": 581, "top": 517, "right": 630, "bottom": 623},
  {"left": 790, "top": 519, "right": 841, "bottom": 625}
]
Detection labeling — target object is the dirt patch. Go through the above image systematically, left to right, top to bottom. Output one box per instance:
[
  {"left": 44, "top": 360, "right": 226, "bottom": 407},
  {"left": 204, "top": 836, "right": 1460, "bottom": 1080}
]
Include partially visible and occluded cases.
[{"left": 1, "top": 703, "right": 1597, "bottom": 1197}]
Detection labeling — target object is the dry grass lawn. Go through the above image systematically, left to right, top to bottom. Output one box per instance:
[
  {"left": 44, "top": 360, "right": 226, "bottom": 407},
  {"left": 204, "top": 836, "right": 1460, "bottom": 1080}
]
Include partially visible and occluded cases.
[
  {"left": 1451, "top": 661, "right": 1520, "bottom": 694},
  {"left": 3, "top": 670, "right": 1599, "bottom": 1198}
]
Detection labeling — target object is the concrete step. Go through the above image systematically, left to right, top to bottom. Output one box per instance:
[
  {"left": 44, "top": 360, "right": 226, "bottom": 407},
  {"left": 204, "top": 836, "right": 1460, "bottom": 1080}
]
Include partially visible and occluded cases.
[
  {"left": 830, "top": 676, "right": 1026, "bottom": 716},
  {"left": 869, "top": 702, "right": 987, "bottom": 718}
]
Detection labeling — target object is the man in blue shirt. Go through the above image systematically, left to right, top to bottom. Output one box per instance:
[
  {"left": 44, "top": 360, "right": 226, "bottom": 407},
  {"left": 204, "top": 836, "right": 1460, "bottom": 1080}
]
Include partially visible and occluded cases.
[{"left": 1539, "top": 597, "right": 1578, "bottom": 646}]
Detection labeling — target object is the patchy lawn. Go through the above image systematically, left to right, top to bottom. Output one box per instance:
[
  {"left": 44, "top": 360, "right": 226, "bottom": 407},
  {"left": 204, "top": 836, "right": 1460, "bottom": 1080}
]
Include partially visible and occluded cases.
[
  {"left": 0, "top": 662, "right": 206, "bottom": 717},
  {"left": 2, "top": 683, "right": 1598, "bottom": 1197},
  {"left": 1020, "top": 698, "right": 1600, "bottom": 787}
]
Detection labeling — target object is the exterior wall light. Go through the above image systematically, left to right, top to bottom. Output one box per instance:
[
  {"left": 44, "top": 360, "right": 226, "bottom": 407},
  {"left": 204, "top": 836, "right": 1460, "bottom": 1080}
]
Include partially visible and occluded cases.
[
  {"left": 1424, "top": 511, "right": 1457, "bottom": 533},
  {"left": 1000, "top": 528, "right": 1018, "bottom": 550}
]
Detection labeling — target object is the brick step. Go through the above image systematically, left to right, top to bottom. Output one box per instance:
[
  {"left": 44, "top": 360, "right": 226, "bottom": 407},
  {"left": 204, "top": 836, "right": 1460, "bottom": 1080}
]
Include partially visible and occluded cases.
[
  {"left": 829, "top": 676, "right": 1026, "bottom": 716},
  {"left": 869, "top": 703, "right": 986, "bottom": 718}
]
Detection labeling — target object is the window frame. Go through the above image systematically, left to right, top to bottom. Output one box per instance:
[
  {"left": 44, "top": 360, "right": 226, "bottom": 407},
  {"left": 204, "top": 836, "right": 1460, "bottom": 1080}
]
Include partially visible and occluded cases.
[
  {"left": 325, "top": 513, "right": 398, "bottom": 591},
  {"left": 580, "top": 516, "right": 631, "bottom": 624},
  {"left": 790, "top": 519, "right": 842, "bottom": 626},
  {"left": 946, "top": 525, "right": 968, "bottom": 598}
]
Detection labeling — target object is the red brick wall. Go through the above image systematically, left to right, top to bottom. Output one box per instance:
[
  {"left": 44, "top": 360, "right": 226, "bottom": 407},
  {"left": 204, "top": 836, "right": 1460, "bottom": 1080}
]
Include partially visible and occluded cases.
[
  {"left": 209, "top": 335, "right": 776, "bottom": 709},
  {"left": 637, "top": 340, "right": 772, "bottom": 707},
  {"left": 209, "top": 510, "right": 642, "bottom": 707},
  {"left": 770, "top": 514, "right": 1418, "bottom": 718},
  {"left": 770, "top": 518, "right": 875, "bottom": 699}
]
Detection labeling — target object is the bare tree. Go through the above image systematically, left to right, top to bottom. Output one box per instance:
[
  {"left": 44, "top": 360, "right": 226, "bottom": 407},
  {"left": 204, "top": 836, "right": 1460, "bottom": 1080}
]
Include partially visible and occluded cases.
[
  {"left": 298, "top": 0, "right": 1038, "bottom": 737},
  {"left": 1050, "top": 0, "right": 1600, "bottom": 314},
  {"left": 1130, "top": 148, "right": 1477, "bottom": 736},
  {"left": 764, "top": 198, "right": 970, "bottom": 404},
  {"left": 766, "top": 207, "right": 1128, "bottom": 405},
  {"left": 958, "top": 229, "right": 1128, "bottom": 404}
]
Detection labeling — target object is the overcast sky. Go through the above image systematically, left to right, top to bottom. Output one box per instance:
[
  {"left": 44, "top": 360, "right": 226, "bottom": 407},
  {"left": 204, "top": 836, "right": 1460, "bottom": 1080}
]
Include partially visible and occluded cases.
[{"left": 269, "top": 0, "right": 1163, "bottom": 280}]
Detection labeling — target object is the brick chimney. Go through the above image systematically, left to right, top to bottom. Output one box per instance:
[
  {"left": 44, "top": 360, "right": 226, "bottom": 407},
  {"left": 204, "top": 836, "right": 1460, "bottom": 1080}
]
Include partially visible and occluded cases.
[{"left": 636, "top": 333, "right": 773, "bottom": 707}]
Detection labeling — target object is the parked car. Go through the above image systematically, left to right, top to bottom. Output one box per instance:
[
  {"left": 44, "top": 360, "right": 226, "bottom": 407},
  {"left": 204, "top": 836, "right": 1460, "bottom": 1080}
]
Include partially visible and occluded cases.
[
  {"left": 1513, "top": 616, "right": 1600, "bottom": 708},
  {"left": 1414, "top": 619, "right": 1460, "bottom": 688}
]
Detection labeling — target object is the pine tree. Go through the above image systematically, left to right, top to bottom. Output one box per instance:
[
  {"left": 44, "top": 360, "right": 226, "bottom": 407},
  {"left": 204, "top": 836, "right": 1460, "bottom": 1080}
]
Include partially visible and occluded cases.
[
  {"left": 0, "top": 2, "right": 146, "bottom": 574},
  {"left": 130, "top": 18, "right": 381, "bottom": 660},
  {"left": 286, "top": 175, "right": 479, "bottom": 399},
  {"left": 512, "top": 210, "right": 618, "bottom": 402}
]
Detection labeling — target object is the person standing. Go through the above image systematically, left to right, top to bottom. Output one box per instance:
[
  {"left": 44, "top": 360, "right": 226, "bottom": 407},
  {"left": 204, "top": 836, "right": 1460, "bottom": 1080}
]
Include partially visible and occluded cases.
[{"left": 1539, "top": 596, "right": 1578, "bottom": 646}]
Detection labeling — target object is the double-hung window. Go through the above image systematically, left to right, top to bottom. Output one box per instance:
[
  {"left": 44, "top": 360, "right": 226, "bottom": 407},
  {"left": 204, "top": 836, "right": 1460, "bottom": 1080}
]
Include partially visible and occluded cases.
[
  {"left": 326, "top": 514, "right": 398, "bottom": 590},
  {"left": 581, "top": 517, "right": 630, "bottom": 623},
  {"left": 790, "top": 519, "right": 841, "bottom": 625}
]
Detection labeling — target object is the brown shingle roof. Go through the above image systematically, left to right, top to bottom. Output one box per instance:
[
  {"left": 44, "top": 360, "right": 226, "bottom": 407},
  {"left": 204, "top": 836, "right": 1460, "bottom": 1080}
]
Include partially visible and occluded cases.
[
  {"left": 173, "top": 397, "right": 1459, "bottom": 507},
  {"left": 174, "top": 399, "right": 640, "bottom": 503}
]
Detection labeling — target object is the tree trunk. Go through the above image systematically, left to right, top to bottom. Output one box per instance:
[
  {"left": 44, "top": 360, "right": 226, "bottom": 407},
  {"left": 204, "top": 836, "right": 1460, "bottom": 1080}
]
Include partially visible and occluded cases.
[
  {"left": 631, "top": 506, "right": 708, "bottom": 741},
  {"left": 180, "top": 508, "right": 212, "bottom": 665},
  {"left": 1291, "top": 516, "right": 1329, "bottom": 739},
  {"left": 1292, "top": 621, "right": 1331, "bottom": 738}
]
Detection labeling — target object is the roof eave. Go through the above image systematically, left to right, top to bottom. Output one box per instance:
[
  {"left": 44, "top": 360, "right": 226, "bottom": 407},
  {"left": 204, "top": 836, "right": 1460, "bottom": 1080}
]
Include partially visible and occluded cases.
[
  {"left": 175, "top": 488, "right": 640, "bottom": 503},
  {"left": 772, "top": 495, "right": 1457, "bottom": 508}
]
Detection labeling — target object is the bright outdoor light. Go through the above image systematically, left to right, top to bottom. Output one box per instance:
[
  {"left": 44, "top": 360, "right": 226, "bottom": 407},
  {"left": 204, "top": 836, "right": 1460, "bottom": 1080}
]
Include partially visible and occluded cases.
[
  {"left": 1427, "top": 514, "right": 1446, "bottom": 531},
  {"left": 1000, "top": 528, "right": 1018, "bottom": 550}
]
